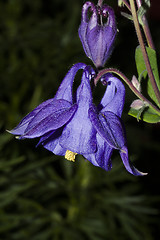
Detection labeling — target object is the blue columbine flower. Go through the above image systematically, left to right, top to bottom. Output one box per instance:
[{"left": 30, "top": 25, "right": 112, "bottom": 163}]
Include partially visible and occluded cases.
[
  {"left": 78, "top": 1, "right": 117, "bottom": 68},
  {"left": 9, "top": 64, "right": 145, "bottom": 176}
]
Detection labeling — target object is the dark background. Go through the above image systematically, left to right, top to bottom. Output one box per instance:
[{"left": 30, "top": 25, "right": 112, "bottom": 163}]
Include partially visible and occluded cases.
[{"left": 0, "top": 0, "right": 160, "bottom": 239}]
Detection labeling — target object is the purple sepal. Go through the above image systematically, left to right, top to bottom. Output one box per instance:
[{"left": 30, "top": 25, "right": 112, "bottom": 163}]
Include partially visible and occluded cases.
[
  {"left": 78, "top": 2, "right": 117, "bottom": 68},
  {"left": 55, "top": 63, "right": 87, "bottom": 102},
  {"left": 100, "top": 73, "right": 125, "bottom": 117},
  {"left": 8, "top": 98, "right": 55, "bottom": 136},
  {"left": 20, "top": 100, "right": 78, "bottom": 139},
  {"left": 89, "top": 106, "right": 126, "bottom": 150},
  {"left": 38, "top": 129, "right": 67, "bottom": 156},
  {"left": 84, "top": 133, "right": 113, "bottom": 171},
  {"left": 120, "top": 146, "right": 147, "bottom": 176}
]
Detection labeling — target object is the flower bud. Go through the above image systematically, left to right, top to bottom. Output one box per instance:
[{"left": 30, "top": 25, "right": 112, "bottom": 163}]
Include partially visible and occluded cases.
[
  {"left": 78, "top": 1, "right": 117, "bottom": 68},
  {"left": 131, "top": 75, "right": 141, "bottom": 92},
  {"left": 130, "top": 99, "right": 144, "bottom": 110}
]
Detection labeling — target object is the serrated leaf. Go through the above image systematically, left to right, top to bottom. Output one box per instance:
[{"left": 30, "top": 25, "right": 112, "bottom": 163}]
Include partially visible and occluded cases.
[
  {"left": 135, "top": 46, "right": 160, "bottom": 107},
  {"left": 129, "top": 106, "right": 160, "bottom": 123}
]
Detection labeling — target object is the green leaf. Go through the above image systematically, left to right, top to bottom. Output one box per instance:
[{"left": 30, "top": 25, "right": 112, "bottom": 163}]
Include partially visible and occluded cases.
[
  {"left": 121, "top": 12, "right": 133, "bottom": 21},
  {"left": 135, "top": 46, "right": 160, "bottom": 107},
  {"left": 128, "top": 106, "right": 160, "bottom": 123}
]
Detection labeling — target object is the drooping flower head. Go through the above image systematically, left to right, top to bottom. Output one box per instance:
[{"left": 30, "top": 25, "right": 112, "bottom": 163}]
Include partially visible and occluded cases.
[
  {"left": 8, "top": 1, "right": 146, "bottom": 176},
  {"left": 78, "top": 1, "right": 117, "bottom": 68},
  {"left": 9, "top": 64, "right": 146, "bottom": 176}
]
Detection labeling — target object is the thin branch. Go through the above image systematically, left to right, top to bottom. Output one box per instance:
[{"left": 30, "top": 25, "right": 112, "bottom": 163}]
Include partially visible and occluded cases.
[
  {"left": 121, "top": 0, "right": 131, "bottom": 11},
  {"left": 129, "top": 0, "right": 160, "bottom": 105},
  {"left": 136, "top": 0, "right": 155, "bottom": 49}
]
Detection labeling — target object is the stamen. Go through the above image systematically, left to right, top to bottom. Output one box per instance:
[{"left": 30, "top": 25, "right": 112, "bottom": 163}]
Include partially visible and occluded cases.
[{"left": 65, "top": 150, "right": 77, "bottom": 162}]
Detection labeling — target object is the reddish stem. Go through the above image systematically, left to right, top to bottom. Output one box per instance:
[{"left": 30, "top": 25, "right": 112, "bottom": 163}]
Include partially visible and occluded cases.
[
  {"left": 129, "top": 0, "right": 160, "bottom": 105},
  {"left": 136, "top": 0, "right": 155, "bottom": 50}
]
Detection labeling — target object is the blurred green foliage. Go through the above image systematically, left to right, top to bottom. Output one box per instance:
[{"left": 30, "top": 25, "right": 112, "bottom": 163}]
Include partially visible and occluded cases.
[{"left": 0, "top": 0, "right": 160, "bottom": 239}]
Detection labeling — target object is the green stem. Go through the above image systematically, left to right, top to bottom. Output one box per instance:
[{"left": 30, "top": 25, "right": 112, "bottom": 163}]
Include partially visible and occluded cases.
[
  {"left": 122, "top": 0, "right": 131, "bottom": 11},
  {"left": 129, "top": 0, "right": 160, "bottom": 105},
  {"left": 136, "top": 0, "right": 155, "bottom": 49},
  {"left": 94, "top": 68, "right": 160, "bottom": 115}
]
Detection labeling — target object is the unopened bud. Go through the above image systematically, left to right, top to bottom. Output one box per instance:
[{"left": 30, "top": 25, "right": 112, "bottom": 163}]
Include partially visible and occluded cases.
[{"left": 78, "top": 1, "right": 117, "bottom": 68}]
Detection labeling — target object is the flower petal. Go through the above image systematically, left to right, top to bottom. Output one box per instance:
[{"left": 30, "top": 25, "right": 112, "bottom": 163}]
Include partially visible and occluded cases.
[
  {"left": 78, "top": 2, "right": 97, "bottom": 60},
  {"left": 87, "top": 25, "right": 116, "bottom": 67},
  {"left": 55, "top": 63, "right": 87, "bottom": 102},
  {"left": 60, "top": 66, "right": 97, "bottom": 154},
  {"left": 100, "top": 74, "right": 125, "bottom": 117},
  {"left": 99, "top": 75, "right": 116, "bottom": 110},
  {"left": 8, "top": 98, "right": 55, "bottom": 135},
  {"left": 21, "top": 100, "right": 78, "bottom": 138},
  {"left": 89, "top": 105, "right": 126, "bottom": 150},
  {"left": 39, "top": 129, "right": 67, "bottom": 156},
  {"left": 36, "top": 130, "right": 56, "bottom": 146},
  {"left": 84, "top": 133, "right": 113, "bottom": 170},
  {"left": 120, "top": 146, "right": 148, "bottom": 176}
]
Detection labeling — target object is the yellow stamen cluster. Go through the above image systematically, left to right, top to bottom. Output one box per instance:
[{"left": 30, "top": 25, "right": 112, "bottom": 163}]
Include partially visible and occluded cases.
[{"left": 65, "top": 150, "right": 77, "bottom": 162}]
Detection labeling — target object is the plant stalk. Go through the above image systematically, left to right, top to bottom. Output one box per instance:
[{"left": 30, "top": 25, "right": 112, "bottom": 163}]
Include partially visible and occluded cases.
[
  {"left": 122, "top": 0, "right": 131, "bottom": 11},
  {"left": 129, "top": 0, "right": 160, "bottom": 105},
  {"left": 136, "top": 0, "right": 155, "bottom": 49}
]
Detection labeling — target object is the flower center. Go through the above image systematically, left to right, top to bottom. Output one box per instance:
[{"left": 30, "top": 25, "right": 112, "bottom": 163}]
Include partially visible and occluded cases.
[{"left": 65, "top": 150, "right": 77, "bottom": 162}]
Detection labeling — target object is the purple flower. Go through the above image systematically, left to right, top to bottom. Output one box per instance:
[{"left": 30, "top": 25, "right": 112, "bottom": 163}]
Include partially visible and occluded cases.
[
  {"left": 78, "top": 1, "right": 117, "bottom": 68},
  {"left": 9, "top": 63, "right": 145, "bottom": 176}
]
